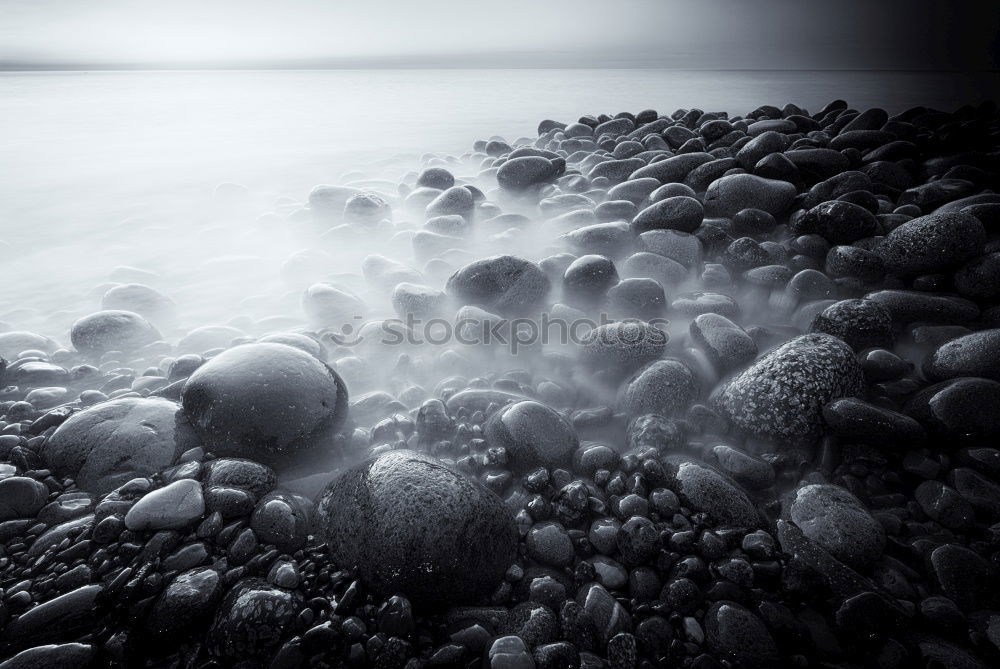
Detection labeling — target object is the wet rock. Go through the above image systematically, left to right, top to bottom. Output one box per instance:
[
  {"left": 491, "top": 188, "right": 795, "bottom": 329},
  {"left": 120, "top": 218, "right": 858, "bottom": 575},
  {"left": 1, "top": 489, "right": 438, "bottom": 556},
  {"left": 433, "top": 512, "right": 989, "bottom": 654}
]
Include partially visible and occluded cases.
[
  {"left": 498, "top": 156, "right": 560, "bottom": 190},
  {"left": 704, "top": 174, "right": 797, "bottom": 218},
  {"left": 631, "top": 196, "right": 703, "bottom": 234},
  {"left": 795, "top": 200, "right": 879, "bottom": 244},
  {"left": 878, "top": 212, "right": 986, "bottom": 276},
  {"left": 446, "top": 255, "right": 550, "bottom": 316},
  {"left": 865, "top": 290, "right": 979, "bottom": 326},
  {"left": 579, "top": 321, "right": 668, "bottom": 374},
  {"left": 923, "top": 330, "right": 1000, "bottom": 383},
  {"left": 712, "top": 333, "right": 864, "bottom": 443},
  {"left": 180, "top": 343, "right": 348, "bottom": 466},
  {"left": 617, "top": 359, "right": 697, "bottom": 417},
  {"left": 904, "top": 377, "right": 1000, "bottom": 439},
  {"left": 42, "top": 397, "right": 198, "bottom": 494},
  {"left": 822, "top": 398, "right": 925, "bottom": 446},
  {"left": 484, "top": 400, "right": 579, "bottom": 472},
  {"left": 711, "top": 444, "right": 775, "bottom": 490},
  {"left": 315, "top": 450, "right": 517, "bottom": 607},
  {"left": 202, "top": 458, "right": 276, "bottom": 500},
  {"left": 664, "top": 458, "right": 760, "bottom": 527},
  {"left": 0, "top": 477, "right": 48, "bottom": 521},
  {"left": 125, "top": 479, "right": 205, "bottom": 531},
  {"left": 789, "top": 484, "right": 885, "bottom": 568},
  {"left": 249, "top": 492, "right": 311, "bottom": 552},
  {"left": 928, "top": 543, "right": 997, "bottom": 612},
  {"left": 144, "top": 567, "right": 224, "bottom": 644},
  {"left": 207, "top": 578, "right": 304, "bottom": 662},
  {"left": 4, "top": 585, "right": 103, "bottom": 651},
  {"left": 705, "top": 601, "right": 780, "bottom": 669},
  {"left": 0, "top": 643, "right": 95, "bottom": 669}
]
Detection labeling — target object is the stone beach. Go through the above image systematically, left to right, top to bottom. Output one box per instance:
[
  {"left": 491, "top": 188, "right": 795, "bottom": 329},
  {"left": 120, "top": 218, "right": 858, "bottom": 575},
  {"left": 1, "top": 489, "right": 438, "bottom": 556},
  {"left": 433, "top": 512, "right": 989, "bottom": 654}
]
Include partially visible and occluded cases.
[{"left": 0, "top": 97, "right": 999, "bottom": 669}]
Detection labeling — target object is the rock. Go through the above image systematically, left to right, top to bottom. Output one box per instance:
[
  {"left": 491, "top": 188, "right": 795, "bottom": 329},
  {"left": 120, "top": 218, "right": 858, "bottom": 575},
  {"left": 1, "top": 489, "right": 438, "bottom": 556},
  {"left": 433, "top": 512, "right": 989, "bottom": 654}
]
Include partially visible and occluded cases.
[
  {"left": 629, "top": 152, "right": 714, "bottom": 184},
  {"left": 498, "top": 156, "right": 559, "bottom": 190},
  {"left": 416, "top": 167, "right": 455, "bottom": 190},
  {"left": 704, "top": 174, "right": 797, "bottom": 218},
  {"left": 426, "top": 186, "right": 475, "bottom": 219},
  {"left": 631, "top": 196, "right": 704, "bottom": 234},
  {"left": 795, "top": 201, "right": 879, "bottom": 244},
  {"left": 878, "top": 212, "right": 986, "bottom": 276},
  {"left": 954, "top": 252, "right": 1000, "bottom": 300},
  {"left": 446, "top": 255, "right": 550, "bottom": 316},
  {"left": 562, "top": 255, "right": 619, "bottom": 309},
  {"left": 605, "top": 279, "right": 666, "bottom": 321},
  {"left": 392, "top": 282, "right": 448, "bottom": 320},
  {"left": 101, "top": 283, "right": 177, "bottom": 328},
  {"left": 301, "top": 283, "right": 367, "bottom": 327},
  {"left": 865, "top": 290, "right": 979, "bottom": 326},
  {"left": 809, "top": 299, "right": 893, "bottom": 351},
  {"left": 70, "top": 310, "right": 159, "bottom": 355},
  {"left": 689, "top": 313, "right": 757, "bottom": 373},
  {"left": 579, "top": 322, "right": 668, "bottom": 373},
  {"left": 924, "top": 330, "right": 1000, "bottom": 383},
  {"left": 0, "top": 331, "right": 58, "bottom": 359},
  {"left": 713, "top": 333, "right": 864, "bottom": 443},
  {"left": 180, "top": 343, "right": 348, "bottom": 466},
  {"left": 617, "top": 359, "right": 697, "bottom": 417},
  {"left": 905, "top": 377, "right": 1000, "bottom": 440},
  {"left": 42, "top": 397, "right": 198, "bottom": 494},
  {"left": 822, "top": 398, "right": 925, "bottom": 446},
  {"left": 484, "top": 400, "right": 579, "bottom": 472},
  {"left": 711, "top": 444, "right": 775, "bottom": 490},
  {"left": 315, "top": 450, "right": 517, "bottom": 607},
  {"left": 202, "top": 458, "right": 276, "bottom": 500},
  {"left": 664, "top": 458, "right": 760, "bottom": 527},
  {"left": 0, "top": 477, "right": 49, "bottom": 521},
  {"left": 125, "top": 479, "right": 205, "bottom": 531},
  {"left": 915, "top": 481, "right": 974, "bottom": 530},
  {"left": 789, "top": 484, "right": 885, "bottom": 568},
  {"left": 249, "top": 492, "right": 311, "bottom": 552},
  {"left": 527, "top": 521, "right": 575, "bottom": 567},
  {"left": 928, "top": 543, "right": 996, "bottom": 612},
  {"left": 144, "top": 567, "right": 224, "bottom": 644},
  {"left": 207, "top": 578, "right": 304, "bottom": 661},
  {"left": 576, "top": 582, "right": 632, "bottom": 648},
  {"left": 4, "top": 585, "right": 103, "bottom": 651},
  {"left": 705, "top": 601, "right": 780, "bottom": 669},
  {"left": 486, "top": 636, "right": 535, "bottom": 669},
  {"left": 0, "top": 643, "right": 95, "bottom": 669}
]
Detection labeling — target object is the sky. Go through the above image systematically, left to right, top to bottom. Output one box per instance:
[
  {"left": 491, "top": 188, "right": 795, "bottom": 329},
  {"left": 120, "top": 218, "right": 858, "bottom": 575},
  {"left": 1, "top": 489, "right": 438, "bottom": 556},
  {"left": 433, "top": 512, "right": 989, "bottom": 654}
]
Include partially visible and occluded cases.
[{"left": 1, "top": 0, "right": 997, "bottom": 70}]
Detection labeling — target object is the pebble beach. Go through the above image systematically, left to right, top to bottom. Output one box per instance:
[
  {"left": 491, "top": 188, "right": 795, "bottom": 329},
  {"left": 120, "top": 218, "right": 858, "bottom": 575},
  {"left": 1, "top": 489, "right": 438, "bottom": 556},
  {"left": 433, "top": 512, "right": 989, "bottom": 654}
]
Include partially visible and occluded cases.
[{"left": 1, "top": 96, "right": 1000, "bottom": 669}]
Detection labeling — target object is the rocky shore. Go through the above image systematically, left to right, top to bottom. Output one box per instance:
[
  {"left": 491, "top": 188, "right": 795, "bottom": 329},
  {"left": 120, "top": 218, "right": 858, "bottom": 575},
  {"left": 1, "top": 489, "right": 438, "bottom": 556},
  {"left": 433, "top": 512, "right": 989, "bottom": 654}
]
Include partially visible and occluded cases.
[{"left": 1, "top": 98, "right": 1000, "bottom": 668}]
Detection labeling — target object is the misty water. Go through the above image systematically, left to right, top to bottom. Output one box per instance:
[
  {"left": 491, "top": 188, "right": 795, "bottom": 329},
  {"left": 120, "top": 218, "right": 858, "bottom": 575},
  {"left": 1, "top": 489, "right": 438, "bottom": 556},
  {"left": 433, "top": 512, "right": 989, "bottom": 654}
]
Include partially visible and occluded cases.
[{"left": 0, "top": 68, "right": 994, "bottom": 342}]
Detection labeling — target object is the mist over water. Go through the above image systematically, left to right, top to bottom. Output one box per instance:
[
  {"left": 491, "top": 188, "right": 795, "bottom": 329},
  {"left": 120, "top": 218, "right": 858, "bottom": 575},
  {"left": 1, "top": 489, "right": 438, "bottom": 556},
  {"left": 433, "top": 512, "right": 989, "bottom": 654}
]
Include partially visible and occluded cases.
[{"left": 0, "top": 68, "right": 995, "bottom": 347}]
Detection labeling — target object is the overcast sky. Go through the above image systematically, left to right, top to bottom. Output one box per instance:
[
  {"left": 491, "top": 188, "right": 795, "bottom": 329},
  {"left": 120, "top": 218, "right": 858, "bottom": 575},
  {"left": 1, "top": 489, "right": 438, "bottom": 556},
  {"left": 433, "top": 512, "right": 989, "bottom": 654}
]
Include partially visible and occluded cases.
[{"left": 1, "top": 0, "right": 997, "bottom": 69}]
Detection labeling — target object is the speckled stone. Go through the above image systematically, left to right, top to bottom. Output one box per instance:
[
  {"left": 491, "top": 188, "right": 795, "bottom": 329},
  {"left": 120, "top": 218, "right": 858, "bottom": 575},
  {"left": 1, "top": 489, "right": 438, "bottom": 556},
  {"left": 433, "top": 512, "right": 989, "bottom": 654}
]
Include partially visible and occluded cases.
[{"left": 712, "top": 333, "right": 864, "bottom": 443}]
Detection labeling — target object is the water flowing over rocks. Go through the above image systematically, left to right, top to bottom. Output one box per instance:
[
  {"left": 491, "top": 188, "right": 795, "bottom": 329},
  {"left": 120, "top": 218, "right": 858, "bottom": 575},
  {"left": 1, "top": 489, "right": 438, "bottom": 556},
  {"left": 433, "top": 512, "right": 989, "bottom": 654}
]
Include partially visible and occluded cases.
[{"left": 2, "top": 97, "right": 1000, "bottom": 668}]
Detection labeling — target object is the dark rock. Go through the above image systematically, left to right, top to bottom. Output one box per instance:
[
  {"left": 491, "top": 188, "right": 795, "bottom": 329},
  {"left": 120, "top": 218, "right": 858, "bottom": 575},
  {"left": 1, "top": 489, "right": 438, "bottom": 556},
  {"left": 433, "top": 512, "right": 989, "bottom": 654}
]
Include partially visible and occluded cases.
[
  {"left": 704, "top": 174, "right": 796, "bottom": 218},
  {"left": 631, "top": 196, "right": 704, "bottom": 234},
  {"left": 878, "top": 212, "right": 986, "bottom": 276},
  {"left": 447, "top": 255, "right": 550, "bottom": 316},
  {"left": 809, "top": 299, "right": 892, "bottom": 351},
  {"left": 690, "top": 314, "right": 757, "bottom": 373},
  {"left": 924, "top": 330, "right": 1000, "bottom": 383},
  {"left": 180, "top": 343, "right": 348, "bottom": 466},
  {"left": 617, "top": 359, "right": 697, "bottom": 417},
  {"left": 42, "top": 397, "right": 198, "bottom": 494},
  {"left": 823, "top": 397, "right": 925, "bottom": 446},
  {"left": 484, "top": 400, "right": 579, "bottom": 472},
  {"left": 315, "top": 450, "right": 517, "bottom": 607},
  {"left": 664, "top": 458, "right": 760, "bottom": 527},
  {"left": 125, "top": 479, "right": 205, "bottom": 531},
  {"left": 789, "top": 484, "right": 885, "bottom": 568},
  {"left": 144, "top": 567, "right": 224, "bottom": 644},
  {"left": 207, "top": 578, "right": 304, "bottom": 661},
  {"left": 704, "top": 601, "right": 780, "bottom": 669}
]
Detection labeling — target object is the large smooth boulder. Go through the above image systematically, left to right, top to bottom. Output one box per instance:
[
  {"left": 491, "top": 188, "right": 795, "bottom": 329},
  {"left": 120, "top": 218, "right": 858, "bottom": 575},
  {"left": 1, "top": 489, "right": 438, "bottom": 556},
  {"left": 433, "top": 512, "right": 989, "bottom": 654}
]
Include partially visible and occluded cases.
[
  {"left": 704, "top": 174, "right": 796, "bottom": 218},
  {"left": 446, "top": 255, "right": 550, "bottom": 316},
  {"left": 712, "top": 333, "right": 864, "bottom": 443},
  {"left": 180, "top": 343, "right": 348, "bottom": 465},
  {"left": 42, "top": 397, "right": 198, "bottom": 494},
  {"left": 315, "top": 450, "right": 517, "bottom": 608}
]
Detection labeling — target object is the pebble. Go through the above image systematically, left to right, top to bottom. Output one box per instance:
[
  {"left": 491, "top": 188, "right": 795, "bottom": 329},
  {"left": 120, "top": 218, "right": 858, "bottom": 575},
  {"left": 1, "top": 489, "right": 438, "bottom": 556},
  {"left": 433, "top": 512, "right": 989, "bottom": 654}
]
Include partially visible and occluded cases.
[
  {"left": 485, "top": 401, "right": 579, "bottom": 472},
  {"left": 124, "top": 478, "right": 205, "bottom": 531},
  {"left": 789, "top": 483, "right": 885, "bottom": 568}
]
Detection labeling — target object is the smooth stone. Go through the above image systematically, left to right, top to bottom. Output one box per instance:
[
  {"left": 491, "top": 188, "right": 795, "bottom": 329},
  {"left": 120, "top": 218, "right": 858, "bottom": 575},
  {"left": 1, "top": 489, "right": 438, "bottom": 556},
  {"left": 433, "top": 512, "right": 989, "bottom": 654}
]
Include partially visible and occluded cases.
[
  {"left": 498, "top": 156, "right": 559, "bottom": 190},
  {"left": 704, "top": 174, "right": 797, "bottom": 218},
  {"left": 630, "top": 196, "right": 704, "bottom": 234},
  {"left": 878, "top": 212, "right": 986, "bottom": 276},
  {"left": 446, "top": 255, "right": 550, "bottom": 316},
  {"left": 865, "top": 290, "right": 979, "bottom": 326},
  {"left": 70, "top": 310, "right": 159, "bottom": 355},
  {"left": 689, "top": 313, "right": 757, "bottom": 373},
  {"left": 579, "top": 322, "right": 668, "bottom": 373},
  {"left": 923, "top": 330, "right": 1000, "bottom": 383},
  {"left": 180, "top": 343, "right": 348, "bottom": 465},
  {"left": 617, "top": 359, "right": 697, "bottom": 417},
  {"left": 904, "top": 377, "right": 1000, "bottom": 439},
  {"left": 42, "top": 397, "right": 198, "bottom": 494},
  {"left": 822, "top": 398, "right": 925, "bottom": 446},
  {"left": 484, "top": 400, "right": 579, "bottom": 472},
  {"left": 711, "top": 444, "right": 775, "bottom": 490},
  {"left": 315, "top": 450, "right": 518, "bottom": 607},
  {"left": 202, "top": 458, "right": 276, "bottom": 500},
  {"left": 664, "top": 458, "right": 760, "bottom": 527},
  {"left": 0, "top": 476, "right": 49, "bottom": 521},
  {"left": 125, "top": 479, "right": 205, "bottom": 531},
  {"left": 789, "top": 483, "right": 885, "bottom": 568},
  {"left": 249, "top": 492, "right": 311, "bottom": 552},
  {"left": 526, "top": 521, "right": 575, "bottom": 567},
  {"left": 928, "top": 543, "right": 996, "bottom": 612},
  {"left": 144, "top": 567, "right": 224, "bottom": 644},
  {"left": 4, "top": 585, "right": 103, "bottom": 651},
  {"left": 705, "top": 601, "right": 780, "bottom": 669},
  {"left": 0, "top": 643, "right": 95, "bottom": 669}
]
